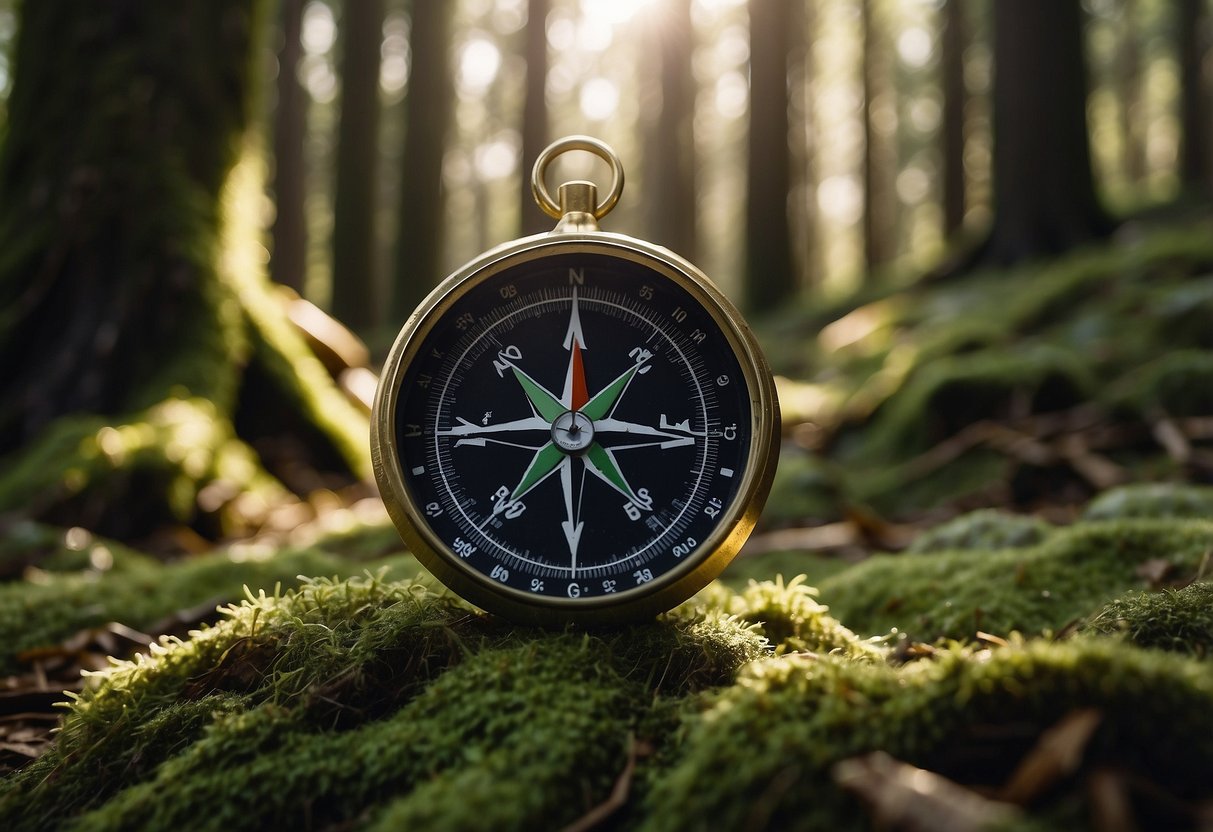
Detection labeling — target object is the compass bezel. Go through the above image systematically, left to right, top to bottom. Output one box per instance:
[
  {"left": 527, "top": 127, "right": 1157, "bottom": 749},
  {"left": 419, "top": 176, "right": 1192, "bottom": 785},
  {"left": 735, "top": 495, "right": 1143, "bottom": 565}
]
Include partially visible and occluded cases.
[{"left": 371, "top": 230, "right": 779, "bottom": 625}]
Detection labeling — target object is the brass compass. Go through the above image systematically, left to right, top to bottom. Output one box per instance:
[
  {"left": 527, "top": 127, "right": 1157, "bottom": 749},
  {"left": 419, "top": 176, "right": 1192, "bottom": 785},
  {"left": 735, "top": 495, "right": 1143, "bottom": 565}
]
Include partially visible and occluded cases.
[{"left": 372, "top": 136, "right": 779, "bottom": 625}]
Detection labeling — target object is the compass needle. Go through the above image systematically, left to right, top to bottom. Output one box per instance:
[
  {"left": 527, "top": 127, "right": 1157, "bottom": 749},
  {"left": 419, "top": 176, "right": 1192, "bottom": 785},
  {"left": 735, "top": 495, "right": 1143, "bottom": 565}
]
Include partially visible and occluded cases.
[{"left": 372, "top": 135, "right": 778, "bottom": 623}]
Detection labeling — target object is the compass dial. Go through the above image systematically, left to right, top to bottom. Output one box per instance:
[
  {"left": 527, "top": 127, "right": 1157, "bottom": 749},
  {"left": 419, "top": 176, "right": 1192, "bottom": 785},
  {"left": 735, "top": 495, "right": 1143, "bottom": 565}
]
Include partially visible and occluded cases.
[{"left": 374, "top": 239, "right": 778, "bottom": 623}]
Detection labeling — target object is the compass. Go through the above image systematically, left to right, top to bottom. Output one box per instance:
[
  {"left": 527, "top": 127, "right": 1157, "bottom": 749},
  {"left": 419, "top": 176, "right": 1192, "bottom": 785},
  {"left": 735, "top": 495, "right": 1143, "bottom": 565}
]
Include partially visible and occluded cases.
[{"left": 371, "top": 136, "right": 779, "bottom": 624}]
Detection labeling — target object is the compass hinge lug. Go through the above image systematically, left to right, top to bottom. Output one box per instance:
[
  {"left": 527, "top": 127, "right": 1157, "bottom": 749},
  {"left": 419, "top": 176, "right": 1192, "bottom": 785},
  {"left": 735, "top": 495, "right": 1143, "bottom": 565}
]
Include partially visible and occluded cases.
[{"left": 553, "top": 181, "right": 600, "bottom": 233}]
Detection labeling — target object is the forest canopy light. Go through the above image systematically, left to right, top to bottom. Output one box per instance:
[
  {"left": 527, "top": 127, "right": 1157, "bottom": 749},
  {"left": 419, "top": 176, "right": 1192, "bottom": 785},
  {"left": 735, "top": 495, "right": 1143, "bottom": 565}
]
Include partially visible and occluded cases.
[{"left": 371, "top": 136, "right": 779, "bottom": 625}]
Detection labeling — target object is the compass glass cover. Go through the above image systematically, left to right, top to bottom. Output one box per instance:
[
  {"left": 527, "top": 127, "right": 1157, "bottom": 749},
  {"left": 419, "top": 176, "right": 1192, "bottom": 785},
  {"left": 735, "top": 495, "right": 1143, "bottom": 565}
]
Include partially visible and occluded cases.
[{"left": 390, "top": 249, "right": 755, "bottom": 604}]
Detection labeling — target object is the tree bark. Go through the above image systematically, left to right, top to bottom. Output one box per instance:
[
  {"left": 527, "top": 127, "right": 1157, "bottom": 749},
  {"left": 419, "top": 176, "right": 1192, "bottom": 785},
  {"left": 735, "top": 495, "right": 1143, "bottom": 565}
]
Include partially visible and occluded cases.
[
  {"left": 270, "top": 0, "right": 309, "bottom": 294},
  {"left": 330, "top": 0, "right": 385, "bottom": 331},
  {"left": 391, "top": 0, "right": 454, "bottom": 323},
  {"left": 518, "top": 0, "right": 551, "bottom": 237},
  {"left": 644, "top": 0, "right": 698, "bottom": 263},
  {"left": 744, "top": 0, "right": 796, "bottom": 312},
  {"left": 861, "top": 0, "right": 895, "bottom": 269},
  {"left": 941, "top": 0, "right": 967, "bottom": 237},
  {"left": 980, "top": 0, "right": 1111, "bottom": 266},
  {"left": 1116, "top": 0, "right": 1146, "bottom": 186},
  {"left": 1178, "top": 0, "right": 1212, "bottom": 196}
]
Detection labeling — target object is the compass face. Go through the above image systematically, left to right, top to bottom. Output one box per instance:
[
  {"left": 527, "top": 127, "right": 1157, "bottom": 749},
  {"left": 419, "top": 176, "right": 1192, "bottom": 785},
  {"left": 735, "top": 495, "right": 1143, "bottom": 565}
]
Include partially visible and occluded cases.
[{"left": 375, "top": 239, "right": 777, "bottom": 622}]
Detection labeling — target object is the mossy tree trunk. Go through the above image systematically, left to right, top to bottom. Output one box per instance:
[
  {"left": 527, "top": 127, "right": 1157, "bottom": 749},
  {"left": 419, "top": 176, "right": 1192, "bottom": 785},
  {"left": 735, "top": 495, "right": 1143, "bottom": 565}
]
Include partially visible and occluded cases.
[{"left": 0, "top": 0, "right": 369, "bottom": 541}]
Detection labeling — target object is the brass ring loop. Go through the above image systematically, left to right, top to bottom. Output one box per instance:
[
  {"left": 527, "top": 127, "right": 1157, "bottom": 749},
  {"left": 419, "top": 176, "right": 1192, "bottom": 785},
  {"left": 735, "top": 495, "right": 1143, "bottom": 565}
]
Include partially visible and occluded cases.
[{"left": 531, "top": 135, "right": 625, "bottom": 220}]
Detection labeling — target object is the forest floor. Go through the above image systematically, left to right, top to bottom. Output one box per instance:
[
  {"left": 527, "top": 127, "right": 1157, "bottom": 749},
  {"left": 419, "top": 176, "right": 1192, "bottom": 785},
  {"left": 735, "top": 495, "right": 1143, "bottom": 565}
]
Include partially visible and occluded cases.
[{"left": 2, "top": 218, "right": 1213, "bottom": 830}]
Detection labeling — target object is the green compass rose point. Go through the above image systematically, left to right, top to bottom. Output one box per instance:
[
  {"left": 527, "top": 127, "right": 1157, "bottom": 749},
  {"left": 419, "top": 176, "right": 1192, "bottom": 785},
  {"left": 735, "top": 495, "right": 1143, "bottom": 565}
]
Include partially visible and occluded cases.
[{"left": 509, "top": 364, "right": 564, "bottom": 422}]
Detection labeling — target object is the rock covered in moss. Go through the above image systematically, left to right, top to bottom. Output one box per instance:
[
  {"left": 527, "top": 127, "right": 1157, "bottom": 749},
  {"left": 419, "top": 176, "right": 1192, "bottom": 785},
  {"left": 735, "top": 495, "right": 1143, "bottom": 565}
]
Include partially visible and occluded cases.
[
  {"left": 1082, "top": 482, "right": 1213, "bottom": 521},
  {"left": 907, "top": 509, "right": 1055, "bottom": 554}
]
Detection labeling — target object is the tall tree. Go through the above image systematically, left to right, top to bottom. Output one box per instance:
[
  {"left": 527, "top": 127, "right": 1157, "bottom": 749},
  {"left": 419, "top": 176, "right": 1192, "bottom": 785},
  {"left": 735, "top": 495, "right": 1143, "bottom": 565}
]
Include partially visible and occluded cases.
[
  {"left": 0, "top": 0, "right": 367, "bottom": 538},
  {"left": 270, "top": 0, "right": 309, "bottom": 294},
  {"left": 331, "top": 0, "right": 385, "bottom": 331},
  {"left": 391, "top": 0, "right": 454, "bottom": 323},
  {"left": 518, "top": 0, "right": 551, "bottom": 237},
  {"left": 643, "top": 0, "right": 698, "bottom": 262},
  {"left": 744, "top": 0, "right": 796, "bottom": 312},
  {"left": 791, "top": 0, "right": 823, "bottom": 286},
  {"left": 860, "top": 0, "right": 895, "bottom": 268},
  {"left": 940, "top": 0, "right": 968, "bottom": 237},
  {"left": 980, "top": 0, "right": 1110, "bottom": 265},
  {"left": 1116, "top": 0, "right": 1146, "bottom": 186},
  {"left": 1177, "top": 0, "right": 1212, "bottom": 196}
]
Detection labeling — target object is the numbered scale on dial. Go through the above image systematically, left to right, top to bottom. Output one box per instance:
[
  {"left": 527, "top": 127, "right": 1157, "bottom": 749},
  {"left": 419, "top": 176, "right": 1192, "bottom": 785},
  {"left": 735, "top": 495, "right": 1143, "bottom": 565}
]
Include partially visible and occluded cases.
[{"left": 372, "top": 137, "right": 779, "bottom": 624}]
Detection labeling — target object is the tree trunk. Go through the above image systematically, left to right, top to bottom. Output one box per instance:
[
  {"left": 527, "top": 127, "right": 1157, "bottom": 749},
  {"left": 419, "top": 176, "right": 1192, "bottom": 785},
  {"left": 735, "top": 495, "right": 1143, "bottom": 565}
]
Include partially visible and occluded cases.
[
  {"left": 0, "top": 0, "right": 369, "bottom": 540},
  {"left": 270, "top": 0, "right": 309, "bottom": 294},
  {"left": 330, "top": 0, "right": 385, "bottom": 332},
  {"left": 391, "top": 0, "right": 454, "bottom": 323},
  {"left": 518, "top": 0, "right": 551, "bottom": 237},
  {"left": 644, "top": 0, "right": 698, "bottom": 263},
  {"left": 744, "top": 0, "right": 796, "bottom": 312},
  {"left": 791, "top": 0, "right": 823, "bottom": 287},
  {"left": 861, "top": 0, "right": 895, "bottom": 269},
  {"left": 941, "top": 0, "right": 967, "bottom": 237},
  {"left": 980, "top": 0, "right": 1111, "bottom": 265},
  {"left": 1116, "top": 0, "right": 1146, "bottom": 186},
  {"left": 1178, "top": 0, "right": 1212, "bottom": 196}
]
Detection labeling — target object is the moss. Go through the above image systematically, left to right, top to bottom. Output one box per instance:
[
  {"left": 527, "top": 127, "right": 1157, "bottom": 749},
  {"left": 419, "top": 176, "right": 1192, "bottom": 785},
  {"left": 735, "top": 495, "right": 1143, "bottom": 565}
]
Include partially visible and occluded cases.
[
  {"left": 856, "top": 345, "right": 1093, "bottom": 462},
  {"left": 1106, "top": 349, "right": 1213, "bottom": 417},
  {"left": 0, "top": 399, "right": 283, "bottom": 536},
  {"left": 763, "top": 450, "right": 848, "bottom": 525},
  {"left": 1082, "top": 482, "right": 1213, "bottom": 521},
  {"left": 907, "top": 509, "right": 1055, "bottom": 554},
  {"left": 817, "top": 519, "right": 1213, "bottom": 640},
  {"left": 0, "top": 521, "right": 157, "bottom": 576},
  {"left": 0, "top": 542, "right": 418, "bottom": 674},
  {"left": 0, "top": 575, "right": 769, "bottom": 831},
  {"left": 708, "top": 576, "right": 884, "bottom": 660},
  {"left": 1084, "top": 582, "right": 1213, "bottom": 657},
  {"left": 640, "top": 639, "right": 1213, "bottom": 831}
]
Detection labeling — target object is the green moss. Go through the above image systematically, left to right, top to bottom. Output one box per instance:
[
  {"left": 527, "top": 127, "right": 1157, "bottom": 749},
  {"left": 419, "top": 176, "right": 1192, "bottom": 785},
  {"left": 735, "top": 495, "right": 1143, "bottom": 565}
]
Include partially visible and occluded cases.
[
  {"left": 857, "top": 345, "right": 1093, "bottom": 462},
  {"left": 1107, "top": 349, "right": 1213, "bottom": 417},
  {"left": 0, "top": 398, "right": 283, "bottom": 539},
  {"left": 763, "top": 451, "right": 848, "bottom": 525},
  {"left": 1082, "top": 482, "right": 1213, "bottom": 521},
  {"left": 907, "top": 509, "right": 1055, "bottom": 553},
  {"left": 817, "top": 519, "right": 1213, "bottom": 640},
  {"left": 0, "top": 521, "right": 157, "bottom": 575},
  {"left": 0, "top": 542, "right": 419, "bottom": 674},
  {"left": 0, "top": 575, "right": 770, "bottom": 831},
  {"left": 707, "top": 576, "right": 884, "bottom": 660},
  {"left": 1084, "top": 582, "right": 1213, "bottom": 657},
  {"left": 641, "top": 639, "right": 1213, "bottom": 831}
]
